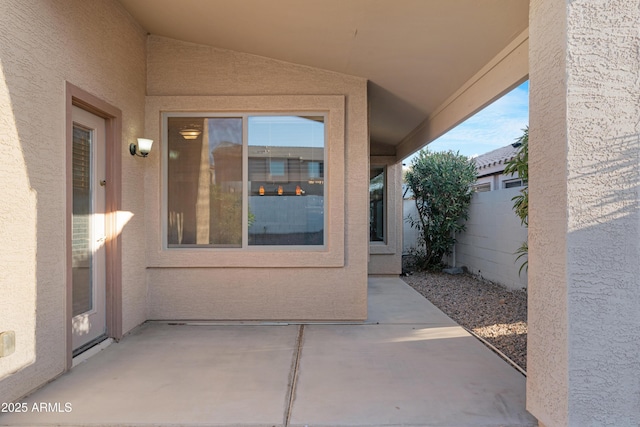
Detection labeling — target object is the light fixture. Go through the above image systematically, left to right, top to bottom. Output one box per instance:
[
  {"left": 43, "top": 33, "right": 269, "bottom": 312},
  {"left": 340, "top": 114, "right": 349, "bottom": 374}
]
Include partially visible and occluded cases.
[
  {"left": 179, "top": 128, "right": 201, "bottom": 140},
  {"left": 130, "top": 138, "right": 153, "bottom": 157}
]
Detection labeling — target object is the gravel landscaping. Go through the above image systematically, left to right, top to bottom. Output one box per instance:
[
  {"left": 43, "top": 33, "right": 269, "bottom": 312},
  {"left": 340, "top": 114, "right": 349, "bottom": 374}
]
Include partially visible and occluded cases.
[{"left": 402, "top": 270, "right": 528, "bottom": 372}]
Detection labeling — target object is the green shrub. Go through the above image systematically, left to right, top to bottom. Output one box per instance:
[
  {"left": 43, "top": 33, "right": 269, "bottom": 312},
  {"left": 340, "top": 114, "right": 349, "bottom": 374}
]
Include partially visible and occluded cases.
[
  {"left": 504, "top": 126, "right": 529, "bottom": 274},
  {"left": 404, "top": 149, "right": 477, "bottom": 270}
]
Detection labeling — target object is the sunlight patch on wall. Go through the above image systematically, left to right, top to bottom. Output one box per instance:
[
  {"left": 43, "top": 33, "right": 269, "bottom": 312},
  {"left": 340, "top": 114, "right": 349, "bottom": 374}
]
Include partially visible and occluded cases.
[
  {"left": 0, "top": 61, "right": 37, "bottom": 379},
  {"left": 115, "top": 211, "right": 134, "bottom": 236}
]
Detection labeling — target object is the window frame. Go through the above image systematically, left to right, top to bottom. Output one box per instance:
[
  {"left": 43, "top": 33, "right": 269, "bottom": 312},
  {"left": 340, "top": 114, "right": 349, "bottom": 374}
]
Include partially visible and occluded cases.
[
  {"left": 145, "top": 95, "right": 345, "bottom": 269},
  {"left": 162, "top": 111, "right": 328, "bottom": 251},
  {"left": 368, "top": 157, "right": 399, "bottom": 256},
  {"left": 268, "top": 159, "right": 286, "bottom": 178},
  {"left": 308, "top": 161, "right": 321, "bottom": 179},
  {"left": 369, "top": 165, "right": 386, "bottom": 244},
  {"left": 502, "top": 178, "right": 525, "bottom": 189},
  {"left": 474, "top": 182, "right": 492, "bottom": 192}
]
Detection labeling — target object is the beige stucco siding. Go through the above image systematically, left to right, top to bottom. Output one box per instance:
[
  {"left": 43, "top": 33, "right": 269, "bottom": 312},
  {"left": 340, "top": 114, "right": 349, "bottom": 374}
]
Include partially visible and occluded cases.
[
  {"left": 0, "top": 0, "right": 146, "bottom": 402},
  {"left": 527, "top": 1, "right": 569, "bottom": 423},
  {"left": 528, "top": 1, "right": 640, "bottom": 426},
  {"left": 145, "top": 36, "right": 369, "bottom": 320},
  {"left": 368, "top": 157, "right": 403, "bottom": 275},
  {"left": 147, "top": 268, "right": 366, "bottom": 321}
]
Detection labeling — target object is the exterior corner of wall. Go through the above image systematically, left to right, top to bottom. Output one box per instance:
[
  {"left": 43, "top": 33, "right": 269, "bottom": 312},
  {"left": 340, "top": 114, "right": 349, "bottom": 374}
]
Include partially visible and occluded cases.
[{"left": 527, "top": 0, "right": 570, "bottom": 424}]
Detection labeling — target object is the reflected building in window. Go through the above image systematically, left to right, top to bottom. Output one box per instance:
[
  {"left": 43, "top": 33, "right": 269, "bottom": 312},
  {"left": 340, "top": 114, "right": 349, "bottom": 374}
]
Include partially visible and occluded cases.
[{"left": 166, "top": 115, "right": 325, "bottom": 248}]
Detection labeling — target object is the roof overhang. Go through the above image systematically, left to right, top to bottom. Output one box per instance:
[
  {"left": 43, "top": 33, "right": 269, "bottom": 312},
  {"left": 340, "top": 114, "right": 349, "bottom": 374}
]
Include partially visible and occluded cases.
[{"left": 118, "top": 0, "right": 528, "bottom": 161}]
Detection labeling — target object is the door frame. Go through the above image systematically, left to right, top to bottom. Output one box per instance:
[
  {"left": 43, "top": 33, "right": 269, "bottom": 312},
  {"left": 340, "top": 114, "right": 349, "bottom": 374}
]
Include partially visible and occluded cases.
[{"left": 65, "top": 82, "right": 123, "bottom": 370}]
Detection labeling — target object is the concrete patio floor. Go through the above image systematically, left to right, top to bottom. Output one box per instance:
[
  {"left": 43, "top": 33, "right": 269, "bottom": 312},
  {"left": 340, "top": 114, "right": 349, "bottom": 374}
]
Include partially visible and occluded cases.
[{"left": 0, "top": 277, "right": 537, "bottom": 427}]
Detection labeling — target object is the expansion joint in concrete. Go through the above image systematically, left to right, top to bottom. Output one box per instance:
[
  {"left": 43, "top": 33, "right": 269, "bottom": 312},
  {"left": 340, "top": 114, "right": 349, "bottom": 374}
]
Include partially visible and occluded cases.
[{"left": 284, "top": 324, "right": 305, "bottom": 426}]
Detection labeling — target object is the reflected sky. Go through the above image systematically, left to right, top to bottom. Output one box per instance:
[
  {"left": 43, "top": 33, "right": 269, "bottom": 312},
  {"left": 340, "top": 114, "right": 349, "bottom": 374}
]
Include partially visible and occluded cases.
[{"left": 249, "top": 116, "right": 324, "bottom": 148}]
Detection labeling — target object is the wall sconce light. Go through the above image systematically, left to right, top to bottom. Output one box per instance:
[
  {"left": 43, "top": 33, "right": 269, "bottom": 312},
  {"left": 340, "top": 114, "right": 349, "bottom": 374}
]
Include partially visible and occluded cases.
[
  {"left": 179, "top": 129, "right": 201, "bottom": 140},
  {"left": 130, "top": 138, "right": 153, "bottom": 157},
  {"left": 259, "top": 185, "right": 265, "bottom": 196},
  {"left": 277, "top": 185, "right": 283, "bottom": 196}
]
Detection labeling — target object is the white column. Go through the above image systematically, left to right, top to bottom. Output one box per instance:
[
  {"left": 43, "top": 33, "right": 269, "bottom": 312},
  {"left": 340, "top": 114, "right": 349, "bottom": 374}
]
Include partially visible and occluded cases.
[{"left": 528, "top": 1, "right": 640, "bottom": 426}]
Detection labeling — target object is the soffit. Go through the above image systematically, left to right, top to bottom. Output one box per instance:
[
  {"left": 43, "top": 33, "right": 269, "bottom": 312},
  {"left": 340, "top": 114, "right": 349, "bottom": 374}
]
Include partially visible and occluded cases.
[{"left": 118, "top": 0, "right": 528, "bottom": 149}]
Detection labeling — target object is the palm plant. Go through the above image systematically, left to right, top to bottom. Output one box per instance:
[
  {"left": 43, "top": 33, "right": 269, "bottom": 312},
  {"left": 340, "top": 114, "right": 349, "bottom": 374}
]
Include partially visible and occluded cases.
[{"left": 504, "top": 127, "right": 528, "bottom": 274}]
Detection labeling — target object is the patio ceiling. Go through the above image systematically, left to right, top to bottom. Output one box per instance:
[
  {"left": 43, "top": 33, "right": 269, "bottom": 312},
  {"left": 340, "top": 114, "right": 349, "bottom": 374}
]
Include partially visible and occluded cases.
[{"left": 118, "top": 0, "right": 529, "bottom": 159}]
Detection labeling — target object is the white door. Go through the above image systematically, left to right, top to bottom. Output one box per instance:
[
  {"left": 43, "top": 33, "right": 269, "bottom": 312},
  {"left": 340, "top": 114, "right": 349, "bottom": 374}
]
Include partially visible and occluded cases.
[{"left": 71, "top": 106, "right": 107, "bottom": 353}]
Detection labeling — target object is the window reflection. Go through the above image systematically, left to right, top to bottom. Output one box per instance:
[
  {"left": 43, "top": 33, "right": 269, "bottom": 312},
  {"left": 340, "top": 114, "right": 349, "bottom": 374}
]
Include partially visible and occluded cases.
[
  {"left": 165, "top": 115, "right": 325, "bottom": 248},
  {"left": 248, "top": 116, "right": 325, "bottom": 246},
  {"left": 167, "top": 117, "right": 243, "bottom": 247},
  {"left": 370, "top": 166, "right": 385, "bottom": 242}
]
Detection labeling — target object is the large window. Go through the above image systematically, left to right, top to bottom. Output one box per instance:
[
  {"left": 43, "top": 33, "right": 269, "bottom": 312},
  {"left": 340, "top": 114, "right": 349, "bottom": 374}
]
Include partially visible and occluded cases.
[{"left": 165, "top": 114, "right": 325, "bottom": 248}]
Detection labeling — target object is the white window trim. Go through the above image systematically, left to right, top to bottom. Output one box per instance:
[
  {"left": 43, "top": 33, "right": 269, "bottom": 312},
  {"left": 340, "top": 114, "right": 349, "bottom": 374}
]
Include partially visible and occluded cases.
[
  {"left": 145, "top": 95, "right": 345, "bottom": 268},
  {"left": 502, "top": 178, "right": 525, "bottom": 189}
]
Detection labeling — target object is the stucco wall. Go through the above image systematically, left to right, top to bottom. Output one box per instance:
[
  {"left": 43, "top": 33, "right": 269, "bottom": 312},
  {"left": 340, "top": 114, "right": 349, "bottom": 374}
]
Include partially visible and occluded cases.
[
  {"left": 0, "top": 0, "right": 146, "bottom": 402},
  {"left": 527, "top": 1, "right": 569, "bottom": 423},
  {"left": 528, "top": 1, "right": 640, "bottom": 426},
  {"left": 145, "top": 36, "right": 369, "bottom": 320},
  {"left": 369, "top": 158, "right": 403, "bottom": 275},
  {"left": 404, "top": 189, "right": 528, "bottom": 290},
  {"left": 446, "top": 189, "right": 528, "bottom": 291},
  {"left": 403, "top": 196, "right": 419, "bottom": 253}
]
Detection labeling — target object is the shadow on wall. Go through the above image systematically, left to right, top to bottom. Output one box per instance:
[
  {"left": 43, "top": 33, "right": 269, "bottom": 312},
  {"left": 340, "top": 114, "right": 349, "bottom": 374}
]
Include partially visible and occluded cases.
[
  {"left": 535, "top": 131, "right": 640, "bottom": 426},
  {"left": 566, "top": 132, "right": 640, "bottom": 228}
]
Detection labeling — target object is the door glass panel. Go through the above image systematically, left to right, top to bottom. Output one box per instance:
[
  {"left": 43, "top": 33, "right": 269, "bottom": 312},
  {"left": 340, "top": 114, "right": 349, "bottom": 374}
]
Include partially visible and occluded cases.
[{"left": 72, "top": 126, "right": 93, "bottom": 316}]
